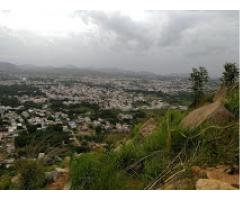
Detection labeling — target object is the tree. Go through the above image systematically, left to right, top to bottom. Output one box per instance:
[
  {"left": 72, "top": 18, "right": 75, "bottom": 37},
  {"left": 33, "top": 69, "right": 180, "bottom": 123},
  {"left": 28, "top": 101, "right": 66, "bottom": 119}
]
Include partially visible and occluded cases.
[
  {"left": 222, "top": 63, "right": 239, "bottom": 86},
  {"left": 189, "top": 66, "right": 209, "bottom": 106}
]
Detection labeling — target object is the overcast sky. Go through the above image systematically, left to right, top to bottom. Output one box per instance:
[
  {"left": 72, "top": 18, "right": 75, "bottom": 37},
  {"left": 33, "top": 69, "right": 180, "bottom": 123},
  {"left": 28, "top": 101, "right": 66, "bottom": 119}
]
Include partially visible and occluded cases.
[{"left": 0, "top": 10, "right": 238, "bottom": 76}]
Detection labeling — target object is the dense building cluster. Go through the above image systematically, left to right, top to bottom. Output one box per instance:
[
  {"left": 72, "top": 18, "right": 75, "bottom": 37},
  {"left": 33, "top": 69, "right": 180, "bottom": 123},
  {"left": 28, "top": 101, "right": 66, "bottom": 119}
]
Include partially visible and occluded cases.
[{"left": 0, "top": 75, "right": 202, "bottom": 167}]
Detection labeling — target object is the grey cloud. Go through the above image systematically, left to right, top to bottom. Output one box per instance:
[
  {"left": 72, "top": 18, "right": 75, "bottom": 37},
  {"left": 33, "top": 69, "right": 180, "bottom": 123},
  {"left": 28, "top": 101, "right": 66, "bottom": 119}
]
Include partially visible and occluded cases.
[
  {"left": 0, "top": 10, "right": 238, "bottom": 76},
  {"left": 75, "top": 11, "right": 155, "bottom": 51},
  {"left": 157, "top": 11, "right": 200, "bottom": 46}
]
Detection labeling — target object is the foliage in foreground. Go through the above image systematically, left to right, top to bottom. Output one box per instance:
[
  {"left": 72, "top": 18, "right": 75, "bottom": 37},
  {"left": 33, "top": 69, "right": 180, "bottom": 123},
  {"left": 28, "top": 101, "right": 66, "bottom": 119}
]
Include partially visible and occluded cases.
[
  {"left": 225, "top": 85, "right": 239, "bottom": 118},
  {"left": 70, "top": 108, "right": 239, "bottom": 189},
  {"left": 70, "top": 153, "right": 126, "bottom": 189},
  {"left": 15, "top": 159, "right": 46, "bottom": 189}
]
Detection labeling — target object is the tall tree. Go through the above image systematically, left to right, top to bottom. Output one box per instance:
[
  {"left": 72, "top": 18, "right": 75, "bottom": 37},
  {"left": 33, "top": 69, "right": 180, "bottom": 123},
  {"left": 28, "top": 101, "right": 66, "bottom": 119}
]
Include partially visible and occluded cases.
[
  {"left": 222, "top": 63, "right": 239, "bottom": 86},
  {"left": 189, "top": 66, "right": 209, "bottom": 106}
]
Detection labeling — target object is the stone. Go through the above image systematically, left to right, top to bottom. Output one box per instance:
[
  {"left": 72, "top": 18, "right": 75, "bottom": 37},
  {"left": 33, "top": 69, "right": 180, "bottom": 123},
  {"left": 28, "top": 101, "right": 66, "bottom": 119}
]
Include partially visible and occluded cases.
[
  {"left": 38, "top": 153, "right": 45, "bottom": 159},
  {"left": 205, "top": 165, "right": 239, "bottom": 187},
  {"left": 191, "top": 166, "right": 207, "bottom": 177},
  {"left": 55, "top": 167, "right": 68, "bottom": 173},
  {"left": 196, "top": 179, "right": 237, "bottom": 190}
]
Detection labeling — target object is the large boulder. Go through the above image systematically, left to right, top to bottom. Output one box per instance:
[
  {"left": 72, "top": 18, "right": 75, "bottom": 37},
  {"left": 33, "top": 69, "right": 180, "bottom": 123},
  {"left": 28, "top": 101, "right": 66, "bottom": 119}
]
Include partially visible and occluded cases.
[
  {"left": 181, "top": 101, "right": 233, "bottom": 129},
  {"left": 205, "top": 165, "right": 239, "bottom": 187},
  {"left": 196, "top": 179, "right": 237, "bottom": 190}
]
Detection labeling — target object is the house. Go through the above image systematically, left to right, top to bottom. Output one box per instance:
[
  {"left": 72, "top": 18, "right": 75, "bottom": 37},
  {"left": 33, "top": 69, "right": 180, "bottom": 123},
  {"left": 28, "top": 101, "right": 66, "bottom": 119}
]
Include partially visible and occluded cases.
[{"left": 68, "top": 121, "right": 77, "bottom": 129}]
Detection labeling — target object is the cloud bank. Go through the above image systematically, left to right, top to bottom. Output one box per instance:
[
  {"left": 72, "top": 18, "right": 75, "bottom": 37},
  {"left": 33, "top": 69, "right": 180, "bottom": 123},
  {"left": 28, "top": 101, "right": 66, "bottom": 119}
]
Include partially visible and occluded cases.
[{"left": 0, "top": 10, "right": 238, "bottom": 76}]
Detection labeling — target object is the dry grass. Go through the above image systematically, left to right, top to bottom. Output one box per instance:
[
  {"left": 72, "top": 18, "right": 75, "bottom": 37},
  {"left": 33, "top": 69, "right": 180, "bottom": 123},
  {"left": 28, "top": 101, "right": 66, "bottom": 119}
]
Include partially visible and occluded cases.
[{"left": 140, "top": 118, "right": 157, "bottom": 137}]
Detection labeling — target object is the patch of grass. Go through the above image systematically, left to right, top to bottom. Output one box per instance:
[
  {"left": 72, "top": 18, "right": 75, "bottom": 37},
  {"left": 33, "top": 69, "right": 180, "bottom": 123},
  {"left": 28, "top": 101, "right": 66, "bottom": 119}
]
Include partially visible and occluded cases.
[
  {"left": 225, "top": 85, "right": 239, "bottom": 118},
  {"left": 70, "top": 106, "right": 239, "bottom": 189},
  {"left": 70, "top": 153, "right": 126, "bottom": 189},
  {"left": 0, "top": 175, "right": 12, "bottom": 189}
]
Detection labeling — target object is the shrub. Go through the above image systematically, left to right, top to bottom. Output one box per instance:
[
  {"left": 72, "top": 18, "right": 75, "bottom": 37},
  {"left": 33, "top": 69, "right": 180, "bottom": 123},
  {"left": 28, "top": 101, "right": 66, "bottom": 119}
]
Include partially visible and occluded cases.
[
  {"left": 225, "top": 86, "right": 239, "bottom": 118},
  {"left": 115, "top": 142, "right": 139, "bottom": 168},
  {"left": 70, "top": 153, "right": 124, "bottom": 189},
  {"left": 143, "top": 154, "right": 168, "bottom": 181},
  {"left": 15, "top": 159, "right": 46, "bottom": 189},
  {"left": 0, "top": 175, "right": 12, "bottom": 189}
]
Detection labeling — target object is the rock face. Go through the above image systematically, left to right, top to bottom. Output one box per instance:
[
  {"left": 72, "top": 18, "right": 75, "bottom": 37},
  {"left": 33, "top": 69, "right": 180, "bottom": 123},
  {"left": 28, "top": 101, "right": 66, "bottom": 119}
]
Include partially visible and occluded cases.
[
  {"left": 181, "top": 85, "right": 234, "bottom": 129},
  {"left": 181, "top": 101, "right": 233, "bottom": 129},
  {"left": 192, "top": 165, "right": 239, "bottom": 190},
  {"left": 205, "top": 165, "right": 239, "bottom": 187},
  {"left": 196, "top": 179, "right": 237, "bottom": 190}
]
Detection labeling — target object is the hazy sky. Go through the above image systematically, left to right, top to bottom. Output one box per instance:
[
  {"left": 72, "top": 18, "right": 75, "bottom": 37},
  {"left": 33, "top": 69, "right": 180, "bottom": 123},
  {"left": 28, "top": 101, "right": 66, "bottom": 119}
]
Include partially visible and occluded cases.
[{"left": 0, "top": 10, "right": 238, "bottom": 76}]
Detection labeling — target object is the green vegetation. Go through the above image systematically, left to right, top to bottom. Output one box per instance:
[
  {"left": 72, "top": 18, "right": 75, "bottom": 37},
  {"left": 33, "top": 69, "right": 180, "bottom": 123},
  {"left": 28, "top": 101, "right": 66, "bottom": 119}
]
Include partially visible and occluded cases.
[
  {"left": 1, "top": 63, "right": 239, "bottom": 190},
  {"left": 222, "top": 63, "right": 239, "bottom": 86},
  {"left": 69, "top": 65, "right": 238, "bottom": 189},
  {"left": 189, "top": 66, "right": 209, "bottom": 106},
  {"left": 0, "top": 84, "right": 43, "bottom": 97},
  {"left": 0, "top": 84, "right": 43, "bottom": 107},
  {"left": 225, "top": 85, "right": 239, "bottom": 118},
  {"left": 126, "top": 89, "right": 193, "bottom": 106},
  {"left": 163, "top": 91, "right": 193, "bottom": 105},
  {"left": 0, "top": 96, "right": 20, "bottom": 107},
  {"left": 50, "top": 99, "right": 147, "bottom": 125},
  {"left": 50, "top": 100, "right": 99, "bottom": 113},
  {"left": 23, "top": 101, "right": 43, "bottom": 109},
  {"left": 70, "top": 104, "right": 239, "bottom": 189},
  {"left": 15, "top": 125, "right": 71, "bottom": 158},
  {"left": 70, "top": 153, "right": 126, "bottom": 189},
  {"left": 15, "top": 159, "right": 46, "bottom": 189},
  {"left": 0, "top": 174, "right": 12, "bottom": 189}
]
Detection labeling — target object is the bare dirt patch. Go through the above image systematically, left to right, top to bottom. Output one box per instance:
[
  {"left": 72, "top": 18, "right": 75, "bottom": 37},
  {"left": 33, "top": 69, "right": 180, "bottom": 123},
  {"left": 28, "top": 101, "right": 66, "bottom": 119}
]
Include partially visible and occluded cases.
[{"left": 140, "top": 118, "right": 157, "bottom": 137}]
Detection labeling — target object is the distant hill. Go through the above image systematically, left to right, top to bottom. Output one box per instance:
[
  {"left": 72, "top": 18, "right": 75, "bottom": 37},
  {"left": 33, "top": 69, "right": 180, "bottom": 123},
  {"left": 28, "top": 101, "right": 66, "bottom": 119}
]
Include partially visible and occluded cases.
[
  {"left": 0, "top": 61, "right": 190, "bottom": 80},
  {"left": 0, "top": 62, "right": 20, "bottom": 72}
]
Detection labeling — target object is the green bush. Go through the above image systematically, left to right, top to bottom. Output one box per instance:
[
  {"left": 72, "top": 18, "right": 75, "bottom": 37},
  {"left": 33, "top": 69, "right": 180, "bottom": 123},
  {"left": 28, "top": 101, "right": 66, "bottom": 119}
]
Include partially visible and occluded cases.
[
  {"left": 225, "top": 86, "right": 239, "bottom": 118},
  {"left": 70, "top": 107, "right": 239, "bottom": 189},
  {"left": 194, "top": 123, "right": 239, "bottom": 165},
  {"left": 15, "top": 125, "right": 71, "bottom": 157},
  {"left": 115, "top": 142, "right": 139, "bottom": 168},
  {"left": 70, "top": 153, "right": 125, "bottom": 189},
  {"left": 143, "top": 154, "right": 168, "bottom": 181},
  {"left": 16, "top": 159, "right": 46, "bottom": 189},
  {"left": 0, "top": 175, "right": 12, "bottom": 190}
]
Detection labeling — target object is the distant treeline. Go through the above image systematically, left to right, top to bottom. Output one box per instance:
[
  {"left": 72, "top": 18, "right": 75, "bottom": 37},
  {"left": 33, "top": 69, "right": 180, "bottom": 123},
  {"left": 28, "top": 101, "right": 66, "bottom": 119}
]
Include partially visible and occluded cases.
[
  {"left": 0, "top": 84, "right": 43, "bottom": 96},
  {"left": 125, "top": 89, "right": 193, "bottom": 105}
]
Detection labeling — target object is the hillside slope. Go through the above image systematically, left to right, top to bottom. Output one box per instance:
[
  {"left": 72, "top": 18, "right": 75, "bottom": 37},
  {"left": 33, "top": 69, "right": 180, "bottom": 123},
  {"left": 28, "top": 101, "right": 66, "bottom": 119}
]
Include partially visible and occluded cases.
[{"left": 69, "top": 85, "right": 239, "bottom": 189}]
